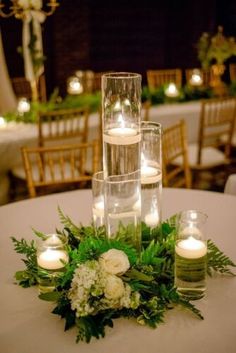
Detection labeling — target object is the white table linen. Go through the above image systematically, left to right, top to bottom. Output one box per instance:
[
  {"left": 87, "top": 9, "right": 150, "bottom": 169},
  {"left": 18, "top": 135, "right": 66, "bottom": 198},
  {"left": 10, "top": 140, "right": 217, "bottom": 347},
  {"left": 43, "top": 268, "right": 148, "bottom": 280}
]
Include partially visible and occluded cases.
[{"left": 0, "top": 188, "right": 235, "bottom": 353}]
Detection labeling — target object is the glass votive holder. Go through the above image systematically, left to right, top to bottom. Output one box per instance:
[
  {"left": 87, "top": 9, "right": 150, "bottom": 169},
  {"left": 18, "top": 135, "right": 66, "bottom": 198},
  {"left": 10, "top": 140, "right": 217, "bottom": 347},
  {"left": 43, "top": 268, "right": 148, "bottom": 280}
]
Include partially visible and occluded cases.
[
  {"left": 102, "top": 72, "right": 142, "bottom": 176},
  {"left": 141, "top": 121, "right": 162, "bottom": 229},
  {"left": 92, "top": 171, "right": 105, "bottom": 229},
  {"left": 104, "top": 171, "right": 141, "bottom": 251},
  {"left": 174, "top": 210, "right": 208, "bottom": 300},
  {"left": 37, "top": 234, "right": 69, "bottom": 294}
]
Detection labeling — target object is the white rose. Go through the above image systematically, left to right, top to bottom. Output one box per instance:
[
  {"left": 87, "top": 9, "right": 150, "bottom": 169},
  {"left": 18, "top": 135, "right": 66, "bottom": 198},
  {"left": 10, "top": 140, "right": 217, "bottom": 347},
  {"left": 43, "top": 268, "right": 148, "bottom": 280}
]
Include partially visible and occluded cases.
[
  {"left": 99, "top": 249, "right": 130, "bottom": 275},
  {"left": 104, "top": 274, "right": 125, "bottom": 300}
]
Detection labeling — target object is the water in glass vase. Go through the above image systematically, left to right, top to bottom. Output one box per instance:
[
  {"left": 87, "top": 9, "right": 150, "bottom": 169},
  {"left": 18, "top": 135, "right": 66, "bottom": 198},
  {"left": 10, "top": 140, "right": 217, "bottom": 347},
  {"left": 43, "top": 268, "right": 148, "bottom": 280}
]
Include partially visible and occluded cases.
[
  {"left": 103, "top": 131, "right": 141, "bottom": 176},
  {"left": 141, "top": 169, "right": 162, "bottom": 231},
  {"left": 107, "top": 210, "right": 141, "bottom": 251},
  {"left": 175, "top": 240, "right": 207, "bottom": 300},
  {"left": 38, "top": 267, "right": 65, "bottom": 294}
]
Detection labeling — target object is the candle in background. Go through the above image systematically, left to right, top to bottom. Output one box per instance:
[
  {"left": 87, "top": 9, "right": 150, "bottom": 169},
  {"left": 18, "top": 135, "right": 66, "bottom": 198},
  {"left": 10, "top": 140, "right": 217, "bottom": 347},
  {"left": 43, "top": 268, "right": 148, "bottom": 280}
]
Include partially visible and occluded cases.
[
  {"left": 189, "top": 69, "right": 203, "bottom": 87},
  {"left": 67, "top": 76, "right": 83, "bottom": 95},
  {"left": 164, "top": 83, "right": 179, "bottom": 98},
  {"left": 17, "top": 97, "right": 30, "bottom": 115},
  {"left": 174, "top": 210, "right": 208, "bottom": 300},
  {"left": 37, "top": 234, "right": 68, "bottom": 293}
]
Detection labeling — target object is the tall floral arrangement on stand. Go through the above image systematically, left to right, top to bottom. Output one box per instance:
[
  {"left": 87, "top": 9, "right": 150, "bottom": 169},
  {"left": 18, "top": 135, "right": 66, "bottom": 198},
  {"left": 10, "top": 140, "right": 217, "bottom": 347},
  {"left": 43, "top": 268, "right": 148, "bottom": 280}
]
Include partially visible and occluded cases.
[{"left": 196, "top": 26, "right": 236, "bottom": 95}]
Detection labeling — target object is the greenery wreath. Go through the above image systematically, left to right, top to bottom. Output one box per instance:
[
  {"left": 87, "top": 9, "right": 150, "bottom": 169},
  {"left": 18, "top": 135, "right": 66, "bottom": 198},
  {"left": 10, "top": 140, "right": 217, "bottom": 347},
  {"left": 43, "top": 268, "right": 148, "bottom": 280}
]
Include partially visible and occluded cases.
[{"left": 12, "top": 208, "right": 235, "bottom": 343}]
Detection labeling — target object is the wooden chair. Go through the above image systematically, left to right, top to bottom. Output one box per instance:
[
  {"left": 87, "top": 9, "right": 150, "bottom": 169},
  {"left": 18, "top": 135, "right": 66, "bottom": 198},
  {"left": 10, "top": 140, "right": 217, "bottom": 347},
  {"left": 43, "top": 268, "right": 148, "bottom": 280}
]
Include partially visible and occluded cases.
[
  {"left": 229, "top": 63, "right": 236, "bottom": 82},
  {"left": 185, "top": 68, "right": 211, "bottom": 87},
  {"left": 147, "top": 69, "right": 182, "bottom": 90},
  {"left": 11, "top": 75, "right": 47, "bottom": 102},
  {"left": 173, "top": 97, "right": 236, "bottom": 189},
  {"left": 38, "top": 107, "right": 89, "bottom": 147},
  {"left": 162, "top": 120, "right": 192, "bottom": 188},
  {"left": 21, "top": 141, "right": 100, "bottom": 198}
]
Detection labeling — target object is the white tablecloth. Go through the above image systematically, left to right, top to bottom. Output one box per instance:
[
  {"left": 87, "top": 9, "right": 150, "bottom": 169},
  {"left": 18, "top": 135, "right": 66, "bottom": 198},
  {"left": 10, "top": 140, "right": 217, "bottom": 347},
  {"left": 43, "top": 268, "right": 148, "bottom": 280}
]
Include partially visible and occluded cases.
[{"left": 0, "top": 188, "right": 235, "bottom": 353}]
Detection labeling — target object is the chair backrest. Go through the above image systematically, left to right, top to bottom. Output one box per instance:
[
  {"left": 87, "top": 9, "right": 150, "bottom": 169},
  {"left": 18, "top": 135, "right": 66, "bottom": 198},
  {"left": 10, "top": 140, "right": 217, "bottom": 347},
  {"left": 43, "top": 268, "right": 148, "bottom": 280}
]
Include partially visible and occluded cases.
[
  {"left": 229, "top": 63, "right": 236, "bottom": 82},
  {"left": 185, "top": 68, "right": 211, "bottom": 87},
  {"left": 147, "top": 69, "right": 182, "bottom": 90},
  {"left": 11, "top": 75, "right": 47, "bottom": 102},
  {"left": 197, "top": 97, "right": 236, "bottom": 164},
  {"left": 141, "top": 100, "right": 151, "bottom": 121},
  {"left": 38, "top": 107, "right": 89, "bottom": 147},
  {"left": 162, "top": 120, "right": 192, "bottom": 188},
  {"left": 21, "top": 141, "right": 100, "bottom": 198}
]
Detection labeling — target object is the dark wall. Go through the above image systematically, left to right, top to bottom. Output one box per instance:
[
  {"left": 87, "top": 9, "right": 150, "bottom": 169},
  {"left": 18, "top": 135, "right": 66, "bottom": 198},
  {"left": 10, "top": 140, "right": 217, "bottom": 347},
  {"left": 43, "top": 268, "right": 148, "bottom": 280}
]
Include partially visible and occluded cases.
[{"left": 1, "top": 0, "right": 236, "bottom": 96}]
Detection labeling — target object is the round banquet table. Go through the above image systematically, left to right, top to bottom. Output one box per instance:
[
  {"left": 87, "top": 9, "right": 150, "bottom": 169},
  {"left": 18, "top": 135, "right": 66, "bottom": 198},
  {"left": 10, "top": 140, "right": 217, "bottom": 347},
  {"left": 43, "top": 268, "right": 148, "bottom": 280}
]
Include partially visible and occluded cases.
[{"left": 0, "top": 188, "right": 235, "bottom": 353}]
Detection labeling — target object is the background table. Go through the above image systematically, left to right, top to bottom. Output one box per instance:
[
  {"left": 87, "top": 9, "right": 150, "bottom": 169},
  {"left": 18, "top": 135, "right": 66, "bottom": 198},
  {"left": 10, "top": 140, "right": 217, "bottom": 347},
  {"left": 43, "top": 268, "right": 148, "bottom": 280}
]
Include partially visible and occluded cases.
[
  {"left": 0, "top": 101, "right": 201, "bottom": 205},
  {"left": 0, "top": 188, "right": 235, "bottom": 353}
]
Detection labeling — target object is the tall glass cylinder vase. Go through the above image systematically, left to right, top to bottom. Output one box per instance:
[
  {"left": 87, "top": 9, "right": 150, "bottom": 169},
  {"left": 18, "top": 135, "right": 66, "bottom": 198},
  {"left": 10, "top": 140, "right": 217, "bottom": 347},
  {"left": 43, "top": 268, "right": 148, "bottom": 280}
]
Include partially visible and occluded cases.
[
  {"left": 102, "top": 72, "right": 142, "bottom": 177},
  {"left": 141, "top": 121, "right": 162, "bottom": 229}
]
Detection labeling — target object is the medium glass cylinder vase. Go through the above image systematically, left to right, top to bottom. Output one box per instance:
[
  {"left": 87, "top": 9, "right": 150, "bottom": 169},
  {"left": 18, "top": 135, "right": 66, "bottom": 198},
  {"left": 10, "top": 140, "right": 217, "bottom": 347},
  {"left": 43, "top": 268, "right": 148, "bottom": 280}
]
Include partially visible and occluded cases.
[
  {"left": 102, "top": 72, "right": 142, "bottom": 177},
  {"left": 141, "top": 121, "right": 162, "bottom": 229},
  {"left": 104, "top": 171, "right": 141, "bottom": 251}
]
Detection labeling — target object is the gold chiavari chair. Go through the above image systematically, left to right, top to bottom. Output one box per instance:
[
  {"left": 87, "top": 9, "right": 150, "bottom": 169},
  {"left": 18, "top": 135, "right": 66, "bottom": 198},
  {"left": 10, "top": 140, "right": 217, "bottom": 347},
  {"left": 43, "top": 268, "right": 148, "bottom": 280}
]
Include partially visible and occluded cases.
[
  {"left": 147, "top": 69, "right": 182, "bottom": 90},
  {"left": 173, "top": 97, "right": 236, "bottom": 188},
  {"left": 10, "top": 107, "right": 91, "bottom": 200},
  {"left": 38, "top": 107, "right": 89, "bottom": 147},
  {"left": 162, "top": 120, "right": 192, "bottom": 188},
  {"left": 21, "top": 141, "right": 100, "bottom": 198}
]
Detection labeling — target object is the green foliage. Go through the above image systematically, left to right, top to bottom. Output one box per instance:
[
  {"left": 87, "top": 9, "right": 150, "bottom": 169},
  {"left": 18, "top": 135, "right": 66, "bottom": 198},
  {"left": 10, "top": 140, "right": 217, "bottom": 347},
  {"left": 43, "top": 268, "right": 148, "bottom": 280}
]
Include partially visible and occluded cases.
[
  {"left": 3, "top": 91, "right": 101, "bottom": 124},
  {"left": 12, "top": 209, "right": 235, "bottom": 343},
  {"left": 11, "top": 237, "right": 38, "bottom": 287},
  {"left": 207, "top": 239, "right": 236, "bottom": 276}
]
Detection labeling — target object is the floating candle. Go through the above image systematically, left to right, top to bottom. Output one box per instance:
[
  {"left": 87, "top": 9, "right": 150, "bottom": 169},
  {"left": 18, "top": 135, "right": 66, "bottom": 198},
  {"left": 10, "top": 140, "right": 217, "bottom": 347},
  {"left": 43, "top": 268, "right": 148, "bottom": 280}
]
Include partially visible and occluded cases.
[
  {"left": 103, "top": 128, "right": 141, "bottom": 145},
  {"left": 92, "top": 199, "right": 105, "bottom": 217},
  {"left": 144, "top": 212, "right": 159, "bottom": 227},
  {"left": 175, "top": 236, "right": 207, "bottom": 259},
  {"left": 37, "top": 249, "right": 69, "bottom": 270}
]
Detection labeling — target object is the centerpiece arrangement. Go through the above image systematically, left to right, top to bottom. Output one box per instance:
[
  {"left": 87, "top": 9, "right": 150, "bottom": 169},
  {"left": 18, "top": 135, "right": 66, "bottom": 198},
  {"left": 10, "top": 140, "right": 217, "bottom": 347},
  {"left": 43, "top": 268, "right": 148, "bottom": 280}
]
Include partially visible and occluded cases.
[
  {"left": 12, "top": 72, "right": 235, "bottom": 344},
  {"left": 12, "top": 209, "right": 235, "bottom": 343}
]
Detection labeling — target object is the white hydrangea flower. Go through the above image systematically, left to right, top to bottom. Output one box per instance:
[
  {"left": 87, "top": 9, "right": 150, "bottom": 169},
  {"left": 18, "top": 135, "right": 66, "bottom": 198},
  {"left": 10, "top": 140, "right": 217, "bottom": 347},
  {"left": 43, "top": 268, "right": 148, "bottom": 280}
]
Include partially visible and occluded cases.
[
  {"left": 99, "top": 249, "right": 130, "bottom": 275},
  {"left": 68, "top": 258, "right": 140, "bottom": 318}
]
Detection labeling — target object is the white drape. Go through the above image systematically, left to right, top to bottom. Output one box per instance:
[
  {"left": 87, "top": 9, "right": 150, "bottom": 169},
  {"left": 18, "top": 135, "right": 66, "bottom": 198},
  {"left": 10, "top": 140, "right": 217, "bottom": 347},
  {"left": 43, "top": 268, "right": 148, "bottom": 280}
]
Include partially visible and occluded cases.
[
  {"left": 22, "top": 10, "right": 46, "bottom": 82},
  {"left": 0, "top": 29, "right": 17, "bottom": 114}
]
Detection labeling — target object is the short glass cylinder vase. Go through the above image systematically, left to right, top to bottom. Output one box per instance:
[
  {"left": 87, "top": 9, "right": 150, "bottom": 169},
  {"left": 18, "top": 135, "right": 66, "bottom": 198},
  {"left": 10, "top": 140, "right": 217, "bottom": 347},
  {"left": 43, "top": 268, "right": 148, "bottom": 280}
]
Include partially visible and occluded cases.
[
  {"left": 102, "top": 72, "right": 142, "bottom": 177},
  {"left": 141, "top": 121, "right": 162, "bottom": 229},
  {"left": 92, "top": 171, "right": 105, "bottom": 229},
  {"left": 104, "top": 171, "right": 141, "bottom": 251},
  {"left": 174, "top": 210, "right": 208, "bottom": 300},
  {"left": 37, "top": 234, "right": 69, "bottom": 294}
]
